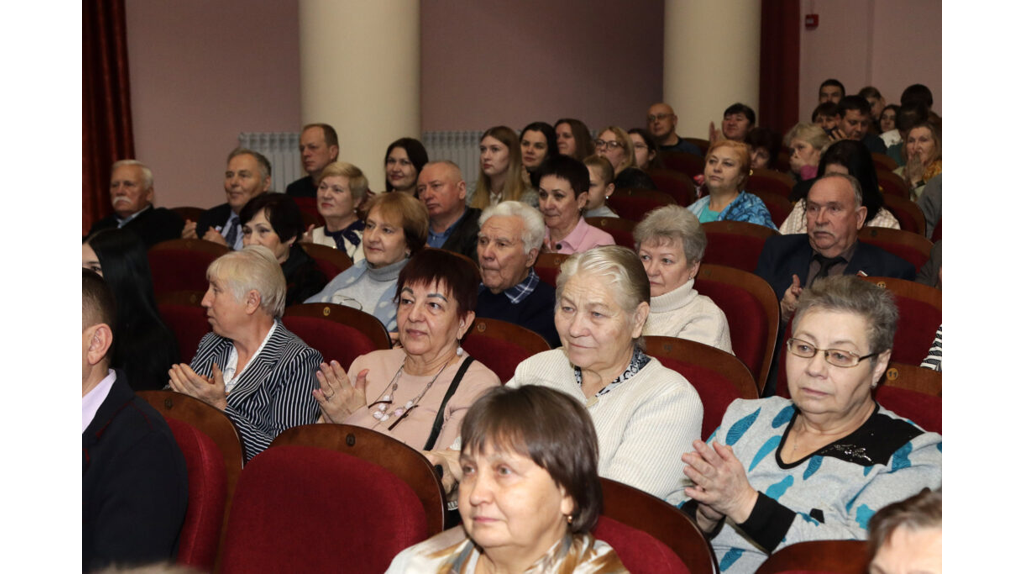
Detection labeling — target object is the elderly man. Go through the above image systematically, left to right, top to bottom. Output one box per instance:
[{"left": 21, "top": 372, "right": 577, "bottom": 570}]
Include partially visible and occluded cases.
[
  {"left": 831, "top": 96, "right": 887, "bottom": 153},
  {"left": 647, "top": 103, "right": 702, "bottom": 156},
  {"left": 285, "top": 123, "right": 339, "bottom": 198},
  {"left": 182, "top": 148, "right": 272, "bottom": 250},
  {"left": 87, "top": 160, "right": 184, "bottom": 247},
  {"left": 418, "top": 161, "right": 481, "bottom": 262},
  {"left": 474, "top": 201, "right": 559, "bottom": 348},
  {"left": 82, "top": 269, "right": 188, "bottom": 572}
]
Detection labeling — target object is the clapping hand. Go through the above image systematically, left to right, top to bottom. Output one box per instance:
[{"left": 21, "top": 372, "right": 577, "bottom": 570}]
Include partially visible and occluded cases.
[
  {"left": 203, "top": 227, "right": 228, "bottom": 246},
  {"left": 312, "top": 361, "right": 369, "bottom": 424},
  {"left": 168, "top": 363, "right": 228, "bottom": 410},
  {"left": 681, "top": 439, "right": 758, "bottom": 525}
]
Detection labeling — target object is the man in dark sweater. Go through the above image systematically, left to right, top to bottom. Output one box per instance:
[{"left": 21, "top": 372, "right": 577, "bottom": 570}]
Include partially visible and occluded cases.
[
  {"left": 832, "top": 96, "right": 887, "bottom": 154},
  {"left": 647, "top": 102, "right": 702, "bottom": 156},
  {"left": 285, "top": 123, "right": 339, "bottom": 198},
  {"left": 87, "top": 160, "right": 184, "bottom": 247},
  {"left": 419, "top": 161, "right": 481, "bottom": 263},
  {"left": 475, "top": 201, "right": 560, "bottom": 348}
]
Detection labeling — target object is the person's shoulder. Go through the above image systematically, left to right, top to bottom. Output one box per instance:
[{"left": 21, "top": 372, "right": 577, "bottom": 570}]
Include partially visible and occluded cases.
[
  {"left": 763, "top": 232, "right": 809, "bottom": 252},
  {"left": 855, "top": 242, "right": 916, "bottom": 276},
  {"left": 275, "top": 324, "right": 323, "bottom": 361},
  {"left": 514, "top": 349, "right": 570, "bottom": 380}
]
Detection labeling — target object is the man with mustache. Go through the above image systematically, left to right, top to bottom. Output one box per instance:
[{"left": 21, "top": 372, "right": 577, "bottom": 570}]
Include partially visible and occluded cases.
[
  {"left": 86, "top": 160, "right": 184, "bottom": 247},
  {"left": 418, "top": 161, "right": 481, "bottom": 263}
]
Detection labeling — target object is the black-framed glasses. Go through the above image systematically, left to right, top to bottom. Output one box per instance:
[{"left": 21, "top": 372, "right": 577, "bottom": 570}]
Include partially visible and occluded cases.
[
  {"left": 594, "top": 139, "right": 623, "bottom": 150},
  {"left": 786, "top": 338, "right": 878, "bottom": 368}
]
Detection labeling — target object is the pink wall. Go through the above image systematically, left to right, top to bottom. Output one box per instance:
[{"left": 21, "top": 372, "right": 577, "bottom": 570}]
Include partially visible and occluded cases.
[
  {"left": 126, "top": 0, "right": 301, "bottom": 210},
  {"left": 421, "top": 0, "right": 664, "bottom": 132},
  {"left": 798, "top": 0, "right": 941, "bottom": 123}
]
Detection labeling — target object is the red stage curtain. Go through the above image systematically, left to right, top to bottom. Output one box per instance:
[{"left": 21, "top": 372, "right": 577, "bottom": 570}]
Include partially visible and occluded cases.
[
  {"left": 83, "top": 0, "right": 135, "bottom": 235},
  {"left": 758, "top": 0, "right": 801, "bottom": 135}
]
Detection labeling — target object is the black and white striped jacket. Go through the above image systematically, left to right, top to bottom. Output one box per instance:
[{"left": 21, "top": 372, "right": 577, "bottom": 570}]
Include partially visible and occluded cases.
[{"left": 189, "top": 322, "right": 322, "bottom": 462}]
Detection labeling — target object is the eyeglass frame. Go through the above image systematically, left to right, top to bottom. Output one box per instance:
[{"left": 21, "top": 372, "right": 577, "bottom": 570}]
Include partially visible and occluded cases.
[
  {"left": 594, "top": 139, "right": 623, "bottom": 150},
  {"left": 785, "top": 337, "right": 879, "bottom": 368}
]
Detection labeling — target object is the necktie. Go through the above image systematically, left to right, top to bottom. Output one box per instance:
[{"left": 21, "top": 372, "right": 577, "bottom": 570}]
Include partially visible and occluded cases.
[
  {"left": 224, "top": 214, "right": 240, "bottom": 249},
  {"left": 810, "top": 253, "right": 844, "bottom": 287}
]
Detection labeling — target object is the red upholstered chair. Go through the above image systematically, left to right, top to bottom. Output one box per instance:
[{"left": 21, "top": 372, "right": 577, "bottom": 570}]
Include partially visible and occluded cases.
[
  {"left": 683, "top": 138, "right": 710, "bottom": 156},
  {"left": 661, "top": 151, "right": 705, "bottom": 179},
  {"left": 872, "top": 152, "right": 897, "bottom": 172},
  {"left": 649, "top": 169, "right": 697, "bottom": 206},
  {"left": 747, "top": 169, "right": 796, "bottom": 200},
  {"left": 877, "top": 169, "right": 911, "bottom": 199},
  {"left": 606, "top": 188, "right": 677, "bottom": 223},
  {"left": 749, "top": 189, "right": 794, "bottom": 229},
  {"left": 878, "top": 195, "right": 926, "bottom": 235},
  {"left": 292, "top": 196, "right": 326, "bottom": 227},
  {"left": 171, "top": 206, "right": 205, "bottom": 222},
  {"left": 585, "top": 217, "right": 637, "bottom": 248},
  {"left": 931, "top": 218, "right": 941, "bottom": 242},
  {"left": 701, "top": 221, "right": 780, "bottom": 274},
  {"left": 857, "top": 227, "right": 933, "bottom": 272},
  {"left": 148, "top": 239, "right": 229, "bottom": 297},
  {"left": 300, "top": 242, "right": 353, "bottom": 281},
  {"left": 534, "top": 253, "right": 571, "bottom": 288},
  {"left": 694, "top": 264, "right": 781, "bottom": 395},
  {"left": 859, "top": 276, "right": 941, "bottom": 366},
  {"left": 157, "top": 290, "right": 210, "bottom": 362},
  {"left": 282, "top": 303, "right": 391, "bottom": 370},
  {"left": 461, "top": 317, "right": 551, "bottom": 383},
  {"left": 646, "top": 336, "right": 759, "bottom": 439},
  {"left": 881, "top": 362, "right": 942, "bottom": 397},
  {"left": 875, "top": 385, "right": 942, "bottom": 434},
  {"left": 162, "top": 417, "right": 227, "bottom": 572},
  {"left": 270, "top": 424, "right": 447, "bottom": 536},
  {"left": 219, "top": 445, "right": 429, "bottom": 574},
  {"left": 597, "top": 478, "right": 716, "bottom": 574},
  {"left": 594, "top": 517, "right": 690, "bottom": 574},
  {"left": 754, "top": 540, "right": 870, "bottom": 574}
]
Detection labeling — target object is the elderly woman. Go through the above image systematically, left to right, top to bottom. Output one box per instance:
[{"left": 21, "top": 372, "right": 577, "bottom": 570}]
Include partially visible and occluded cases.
[
  {"left": 554, "top": 118, "right": 595, "bottom": 161},
  {"left": 520, "top": 121, "right": 558, "bottom": 187},
  {"left": 895, "top": 121, "right": 941, "bottom": 200},
  {"left": 783, "top": 123, "right": 829, "bottom": 183},
  {"left": 596, "top": 125, "right": 656, "bottom": 191},
  {"left": 470, "top": 126, "right": 539, "bottom": 209},
  {"left": 384, "top": 137, "right": 429, "bottom": 194},
  {"left": 781, "top": 139, "right": 900, "bottom": 234},
  {"left": 689, "top": 140, "right": 777, "bottom": 230},
  {"left": 537, "top": 155, "right": 615, "bottom": 254},
  {"left": 306, "top": 161, "right": 369, "bottom": 263},
  {"left": 240, "top": 192, "right": 327, "bottom": 306},
  {"left": 305, "top": 192, "right": 429, "bottom": 332},
  {"left": 635, "top": 206, "right": 732, "bottom": 353},
  {"left": 168, "top": 246, "right": 323, "bottom": 461},
  {"left": 508, "top": 246, "right": 703, "bottom": 503},
  {"left": 313, "top": 249, "right": 500, "bottom": 450},
  {"left": 678, "top": 276, "right": 941, "bottom": 574},
  {"left": 387, "top": 385, "right": 627, "bottom": 573},
  {"left": 868, "top": 489, "right": 942, "bottom": 574}
]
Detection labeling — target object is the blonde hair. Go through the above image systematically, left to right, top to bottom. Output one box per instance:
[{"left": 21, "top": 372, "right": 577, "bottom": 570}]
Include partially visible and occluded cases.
[
  {"left": 783, "top": 123, "right": 830, "bottom": 152},
  {"left": 471, "top": 126, "right": 530, "bottom": 209},
  {"left": 598, "top": 126, "right": 637, "bottom": 173},
  {"left": 317, "top": 161, "right": 369, "bottom": 203},
  {"left": 207, "top": 245, "right": 287, "bottom": 319}
]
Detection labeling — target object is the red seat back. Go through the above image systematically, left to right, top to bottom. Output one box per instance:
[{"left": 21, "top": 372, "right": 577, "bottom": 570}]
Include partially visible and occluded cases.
[
  {"left": 662, "top": 151, "right": 706, "bottom": 179},
  {"left": 649, "top": 169, "right": 697, "bottom": 206},
  {"left": 747, "top": 169, "right": 795, "bottom": 199},
  {"left": 877, "top": 170, "right": 911, "bottom": 199},
  {"left": 606, "top": 189, "right": 677, "bottom": 222},
  {"left": 749, "top": 190, "right": 794, "bottom": 228},
  {"left": 879, "top": 195, "right": 926, "bottom": 235},
  {"left": 292, "top": 197, "right": 326, "bottom": 228},
  {"left": 585, "top": 217, "right": 637, "bottom": 248},
  {"left": 931, "top": 218, "right": 941, "bottom": 241},
  {"left": 701, "top": 221, "right": 779, "bottom": 274},
  {"left": 858, "top": 228, "right": 932, "bottom": 272},
  {"left": 148, "top": 239, "right": 229, "bottom": 297},
  {"left": 301, "top": 242, "right": 353, "bottom": 281},
  {"left": 534, "top": 253, "right": 571, "bottom": 288},
  {"left": 860, "top": 277, "right": 941, "bottom": 365},
  {"left": 157, "top": 291, "right": 211, "bottom": 362},
  {"left": 282, "top": 303, "right": 391, "bottom": 370},
  {"left": 461, "top": 317, "right": 551, "bottom": 383},
  {"left": 220, "top": 446, "right": 428, "bottom": 574},
  {"left": 594, "top": 517, "right": 691, "bottom": 574},
  {"left": 755, "top": 540, "right": 870, "bottom": 574}
]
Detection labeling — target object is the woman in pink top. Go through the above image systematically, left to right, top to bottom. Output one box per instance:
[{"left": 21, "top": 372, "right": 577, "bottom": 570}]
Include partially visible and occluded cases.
[
  {"left": 538, "top": 155, "right": 615, "bottom": 254},
  {"left": 312, "top": 249, "right": 500, "bottom": 451}
]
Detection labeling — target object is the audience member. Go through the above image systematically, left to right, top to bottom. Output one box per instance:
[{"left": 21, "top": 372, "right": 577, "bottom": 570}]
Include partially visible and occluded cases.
[
  {"left": 818, "top": 78, "right": 846, "bottom": 103},
  {"left": 900, "top": 83, "right": 934, "bottom": 110},
  {"left": 858, "top": 86, "right": 887, "bottom": 131},
  {"left": 833, "top": 96, "right": 887, "bottom": 153},
  {"left": 812, "top": 101, "right": 841, "bottom": 134},
  {"left": 886, "top": 101, "right": 930, "bottom": 167},
  {"left": 647, "top": 102, "right": 702, "bottom": 156},
  {"left": 710, "top": 103, "right": 756, "bottom": 143},
  {"left": 879, "top": 103, "right": 901, "bottom": 146},
  {"left": 553, "top": 117, "right": 595, "bottom": 161},
  {"left": 520, "top": 121, "right": 558, "bottom": 187},
  {"left": 895, "top": 121, "right": 941, "bottom": 199},
  {"left": 285, "top": 123, "right": 339, "bottom": 198},
  {"left": 783, "top": 123, "right": 829, "bottom": 183},
  {"left": 597, "top": 125, "right": 657, "bottom": 191},
  {"left": 470, "top": 126, "right": 538, "bottom": 209},
  {"left": 745, "top": 126, "right": 781, "bottom": 170},
  {"left": 628, "top": 127, "right": 662, "bottom": 171},
  {"left": 384, "top": 137, "right": 429, "bottom": 194},
  {"left": 689, "top": 140, "right": 776, "bottom": 229},
  {"left": 183, "top": 148, "right": 272, "bottom": 250},
  {"left": 537, "top": 155, "right": 615, "bottom": 254},
  {"left": 582, "top": 155, "right": 618, "bottom": 218},
  {"left": 87, "top": 160, "right": 184, "bottom": 247},
  {"left": 305, "top": 161, "right": 368, "bottom": 263},
  {"left": 419, "top": 161, "right": 480, "bottom": 262},
  {"left": 918, "top": 172, "right": 941, "bottom": 239},
  {"left": 239, "top": 192, "right": 327, "bottom": 306},
  {"left": 306, "top": 192, "right": 429, "bottom": 331},
  {"left": 475, "top": 201, "right": 559, "bottom": 348},
  {"left": 636, "top": 205, "right": 732, "bottom": 353},
  {"left": 83, "top": 229, "right": 180, "bottom": 391},
  {"left": 916, "top": 240, "right": 941, "bottom": 289},
  {"left": 169, "top": 245, "right": 322, "bottom": 461},
  {"left": 508, "top": 246, "right": 702, "bottom": 502},
  {"left": 313, "top": 249, "right": 500, "bottom": 450},
  {"left": 83, "top": 269, "right": 188, "bottom": 572},
  {"left": 678, "top": 275, "right": 941, "bottom": 574},
  {"left": 921, "top": 324, "right": 942, "bottom": 373},
  {"left": 868, "top": 489, "right": 942, "bottom": 574}
]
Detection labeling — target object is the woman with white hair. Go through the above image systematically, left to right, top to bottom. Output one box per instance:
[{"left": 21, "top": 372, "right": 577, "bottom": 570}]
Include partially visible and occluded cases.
[
  {"left": 635, "top": 205, "right": 733, "bottom": 353},
  {"left": 168, "top": 245, "right": 323, "bottom": 462}
]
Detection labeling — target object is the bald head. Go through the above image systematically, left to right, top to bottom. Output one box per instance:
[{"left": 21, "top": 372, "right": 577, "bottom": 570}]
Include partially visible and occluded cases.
[
  {"left": 647, "top": 103, "right": 678, "bottom": 142},
  {"left": 418, "top": 161, "right": 468, "bottom": 228}
]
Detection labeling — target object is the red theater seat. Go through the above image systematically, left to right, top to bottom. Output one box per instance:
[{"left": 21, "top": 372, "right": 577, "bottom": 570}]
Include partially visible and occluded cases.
[
  {"left": 661, "top": 151, "right": 705, "bottom": 179},
  {"left": 649, "top": 169, "right": 697, "bottom": 206},
  {"left": 747, "top": 169, "right": 796, "bottom": 200},
  {"left": 877, "top": 170, "right": 911, "bottom": 199},
  {"left": 606, "top": 188, "right": 677, "bottom": 222},
  {"left": 750, "top": 189, "right": 794, "bottom": 229},
  {"left": 878, "top": 195, "right": 926, "bottom": 235},
  {"left": 585, "top": 217, "right": 637, "bottom": 248},
  {"left": 701, "top": 221, "right": 779, "bottom": 274},
  {"left": 858, "top": 228, "right": 933, "bottom": 272},
  {"left": 149, "top": 239, "right": 229, "bottom": 297},
  {"left": 300, "top": 242, "right": 353, "bottom": 281},
  {"left": 534, "top": 253, "right": 571, "bottom": 288},
  {"left": 859, "top": 276, "right": 941, "bottom": 365},
  {"left": 157, "top": 290, "right": 210, "bottom": 362},
  {"left": 282, "top": 303, "right": 391, "bottom": 370},
  {"left": 461, "top": 317, "right": 551, "bottom": 383},
  {"left": 754, "top": 540, "right": 870, "bottom": 574}
]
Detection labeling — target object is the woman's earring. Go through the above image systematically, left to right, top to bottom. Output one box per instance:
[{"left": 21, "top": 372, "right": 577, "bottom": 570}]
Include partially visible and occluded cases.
[{"left": 456, "top": 346, "right": 465, "bottom": 357}]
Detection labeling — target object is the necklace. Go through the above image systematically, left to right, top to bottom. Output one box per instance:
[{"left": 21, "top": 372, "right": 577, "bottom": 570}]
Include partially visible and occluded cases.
[{"left": 367, "top": 356, "right": 453, "bottom": 430}]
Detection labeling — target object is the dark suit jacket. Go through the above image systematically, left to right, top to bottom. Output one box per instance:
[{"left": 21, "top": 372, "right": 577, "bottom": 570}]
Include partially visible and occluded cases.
[
  {"left": 285, "top": 175, "right": 316, "bottom": 198},
  {"left": 195, "top": 203, "right": 234, "bottom": 240},
  {"left": 87, "top": 206, "right": 185, "bottom": 248},
  {"left": 440, "top": 207, "right": 482, "bottom": 264},
  {"left": 755, "top": 234, "right": 916, "bottom": 302},
  {"left": 189, "top": 322, "right": 322, "bottom": 461},
  {"left": 83, "top": 370, "right": 188, "bottom": 572}
]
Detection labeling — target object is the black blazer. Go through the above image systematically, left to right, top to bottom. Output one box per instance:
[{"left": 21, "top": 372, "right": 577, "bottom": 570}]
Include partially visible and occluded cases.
[
  {"left": 195, "top": 203, "right": 234, "bottom": 239},
  {"left": 87, "top": 206, "right": 185, "bottom": 248},
  {"left": 440, "top": 207, "right": 482, "bottom": 264},
  {"left": 83, "top": 370, "right": 189, "bottom": 572}
]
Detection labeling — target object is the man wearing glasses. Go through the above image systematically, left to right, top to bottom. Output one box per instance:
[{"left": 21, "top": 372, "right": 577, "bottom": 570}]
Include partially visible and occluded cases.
[{"left": 647, "top": 102, "right": 703, "bottom": 157}]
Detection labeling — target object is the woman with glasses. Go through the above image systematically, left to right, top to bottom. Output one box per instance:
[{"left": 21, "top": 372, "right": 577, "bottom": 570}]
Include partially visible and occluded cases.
[
  {"left": 596, "top": 126, "right": 657, "bottom": 191},
  {"left": 313, "top": 248, "right": 501, "bottom": 451},
  {"left": 676, "top": 276, "right": 941, "bottom": 574}
]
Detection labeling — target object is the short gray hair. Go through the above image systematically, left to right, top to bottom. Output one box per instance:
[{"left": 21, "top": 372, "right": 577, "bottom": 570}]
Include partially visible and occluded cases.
[
  {"left": 227, "top": 147, "right": 272, "bottom": 181},
  {"left": 111, "top": 159, "right": 153, "bottom": 191},
  {"left": 812, "top": 172, "right": 863, "bottom": 208},
  {"left": 479, "top": 200, "right": 546, "bottom": 255},
  {"left": 633, "top": 205, "right": 707, "bottom": 264},
  {"left": 207, "top": 245, "right": 287, "bottom": 319},
  {"left": 793, "top": 275, "right": 898, "bottom": 359}
]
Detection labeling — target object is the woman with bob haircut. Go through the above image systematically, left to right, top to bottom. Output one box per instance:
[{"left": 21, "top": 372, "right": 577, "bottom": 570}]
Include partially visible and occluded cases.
[
  {"left": 554, "top": 118, "right": 595, "bottom": 161},
  {"left": 520, "top": 121, "right": 559, "bottom": 187},
  {"left": 783, "top": 123, "right": 830, "bottom": 183},
  {"left": 470, "top": 126, "right": 538, "bottom": 210},
  {"left": 384, "top": 137, "right": 429, "bottom": 194},
  {"left": 689, "top": 140, "right": 776, "bottom": 229},
  {"left": 306, "top": 161, "right": 369, "bottom": 263},
  {"left": 305, "top": 192, "right": 429, "bottom": 332},
  {"left": 635, "top": 205, "right": 732, "bottom": 353},
  {"left": 82, "top": 228, "right": 179, "bottom": 391},
  {"left": 168, "top": 245, "right": 323, "bottom": 461},
  {"left": 313, "top": 249, "right": 500, "bottom": 451},
  {"left": 386, "top": 385, "right": 627, "bottom": 573},
  {"left": 868, "top": 489, "right": 941, "bottom": 574}
]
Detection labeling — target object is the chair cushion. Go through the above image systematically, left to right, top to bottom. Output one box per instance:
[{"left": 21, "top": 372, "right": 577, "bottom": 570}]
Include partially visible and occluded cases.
[
  {"left": 700, "top": 233, "right": 767, "bottom": 274},
  {"left": 149, "top": 250, "right": 219, "bottom": 296},
  {"left": 694, "top": 280, "right": 768, "bottom": 387},
  {"left": 888, "top": 296, "right": 941, "bottom": 366},
  {"left": 159, "top": 303, "right": 211, "bottom": 362},
  {"left": 282, "top": 315, "right": 380, "bottom": 370},
  {"left": 461, "top": 337, "right": 532, "bottom": 384},
  {"left": 654, "top": 357, "right": 741, "bottom": 440},
  {"left": 875, "top": 388, "right": 941, "bottom": 434},
  {"left": 164, "top": 418, "right": 226, "bottom": 572},
  {"left": 593, "top": 516, "right": 690, "bottom": 574}
]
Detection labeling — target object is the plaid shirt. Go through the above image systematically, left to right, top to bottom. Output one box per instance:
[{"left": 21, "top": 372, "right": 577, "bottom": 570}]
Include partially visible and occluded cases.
[{"left": 479, "top": 268, "right": 540, "bottom": 305}]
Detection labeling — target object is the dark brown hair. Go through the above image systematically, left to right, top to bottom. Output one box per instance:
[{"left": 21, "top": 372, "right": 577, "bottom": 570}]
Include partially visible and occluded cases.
[
  {"left": 394, "top": 249, "right": 481, "bottom": 322},
  {"left": 460, "top": 385, "right": 603, "bottom": 534},
  {"left": 868, "top": 489, "right": 941, "bottom": 558}
]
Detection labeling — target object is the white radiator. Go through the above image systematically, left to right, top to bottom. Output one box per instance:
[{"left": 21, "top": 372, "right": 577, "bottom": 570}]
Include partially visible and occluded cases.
[{"left": 422, "top": 130, "right": 484, "bottom": 192}]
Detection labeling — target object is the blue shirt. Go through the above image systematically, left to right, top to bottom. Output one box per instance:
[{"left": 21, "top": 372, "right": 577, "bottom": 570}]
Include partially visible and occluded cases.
[
  {"left": 688, "top": 191, "right": 777, "bottom": 230},
  {"left": 427, "top": 207, "right": 468, "bottom": 248}
]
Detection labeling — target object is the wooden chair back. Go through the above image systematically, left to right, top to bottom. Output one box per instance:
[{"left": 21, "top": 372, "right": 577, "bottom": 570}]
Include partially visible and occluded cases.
[
  {"left": 877, "top": 169, "right": 911, "bottom": 199},
  {"left": 879, "top": 195, "right": 926, "bottom": 235},
  {"left": 585, "top": 217, "right": 637, "bottom": 248},
  {"left": 857, "top": 227, "right": 933, "bottom": 272},
  {"left": 534, "top": 253, "right": 571, "bottom": 288},
  {"left": 462, "top": 317, "right": 551, "bottom": 383},
  {"left": 882, "top": 362, "right": 941, "bottom": 397},
  {"left": 754, "top": 540, "right": 870, "bottom": 573}
]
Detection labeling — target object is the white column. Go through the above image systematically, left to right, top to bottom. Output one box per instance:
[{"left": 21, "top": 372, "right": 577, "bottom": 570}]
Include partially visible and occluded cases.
[
  {"left": 299, "top": 0, "right": 420, "bottom": 191},
  {"left": 664, "top": 0, "right": 761, "bottom": 139}
]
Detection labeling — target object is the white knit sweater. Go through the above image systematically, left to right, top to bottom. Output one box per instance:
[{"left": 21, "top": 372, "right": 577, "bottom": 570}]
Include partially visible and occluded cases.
[
  {"left": 643, "top": 279, "right": 734, "bottom": 354},
  {"left": 508, "top": 349, "right": 703, "bottom": 505}
]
